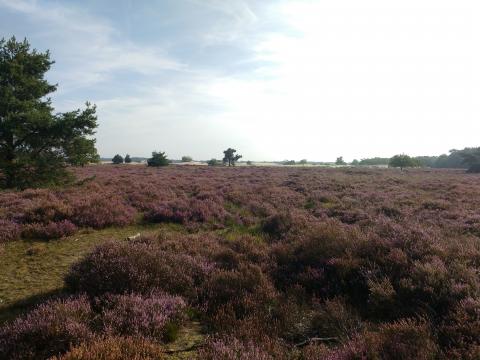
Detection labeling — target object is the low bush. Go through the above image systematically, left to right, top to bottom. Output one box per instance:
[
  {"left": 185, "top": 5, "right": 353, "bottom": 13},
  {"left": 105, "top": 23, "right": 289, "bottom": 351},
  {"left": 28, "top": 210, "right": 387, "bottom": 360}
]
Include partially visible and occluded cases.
[
  {"left": 70, "top": 195, "right": 136, "bottom": 229},
  {"left": 144, "top": 197, "right": 226, "bottom": 225},
  {"left": 22, "top": 199, "right": 72, "bottom": 224},
  {"left": 261, "top": 213, "right": 293, "bottom": 239},
  {"left": 0, "top": 219, "right": 20, "bottom": 243},
  {"left": 21, "top": 220, "right": 77, "bottom": 240},
  {"left": 65, "top": 239, "right": 213, "bottom": 300},
  {"left": 201, "top": 264, "right": 276, "bottom": 318},
  {"left": 100, "top": 291, "right": 186, "bottom": 342},
  {"left": 0, "top": 296, "right": 93, "bottom": 360},
  {"left": 439, "top": 297, "right": 480, "bottom": 359},
  {"left": 310, "top": 298, "right": 364, "bottom": 342},
  {"left": 324, "top": 319, "right": 438, "bottom": 360},
  {"left": 57, "top": 336, "right": 166, "bottom": 360},
  {"left": 198, "top": 337, "right": 283, "bottom": 360}
]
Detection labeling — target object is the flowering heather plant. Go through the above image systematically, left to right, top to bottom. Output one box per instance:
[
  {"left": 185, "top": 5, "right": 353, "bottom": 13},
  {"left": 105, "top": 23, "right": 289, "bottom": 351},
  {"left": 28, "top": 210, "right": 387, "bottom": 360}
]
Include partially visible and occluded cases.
[
  {"left": 70, "top": 195, "right": 137, "bottom": 229},
  {"left": 144, "top": 197, "right": 227, "bottom": 225},
  {"left": 21, "top": 198, "right": 72, "bottom": 224},
  {"left": 0, "top": 219, "right": 20, "bottom": 243},
  {"left": 21, "top": 220, "right": 77, "bottom": 240},
  {"left": 66, "top": 239, "right": 213, "bottom": 299},
  {"left": 100, "top": 291, "right": 186, "bottom": 341},
  {"left": 0, "top": 296, "right": 93, "bottom": 360},
  {"left": 56, "top": 336, "right": 167, "bottom": 360},
  {"left": 198, "top": 337, "right": 278, "bottom": 360}
]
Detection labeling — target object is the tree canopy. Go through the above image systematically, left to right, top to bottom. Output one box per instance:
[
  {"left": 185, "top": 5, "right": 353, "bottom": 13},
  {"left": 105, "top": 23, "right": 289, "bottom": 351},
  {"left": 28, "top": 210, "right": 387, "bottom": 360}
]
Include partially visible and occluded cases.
[
  {"left": 0, "top": 37, "right": 98, "bottom": 188},
  {"left": 223, "top": 148, "right": 242, "bottom": 167},
  {"left": 457, "top": 148, "right": 480, "bottom": 173},
  {"left": 147, "top": 151, "right": 169, "bottom": 167},
  {"left": 112, "top": 154, "right": 124, "bottom": 164},
  {"left": 124, "top": 154, "right": 132, "bottom": 164},
  {"left": 389, "top": 154, "right": 418, "bottom": 170},
  {"left": 181, "top": 156, "right": 192, "bottom": 162},
  {"left": 336, "top": 156, "right": 346, "bottom": 165}
]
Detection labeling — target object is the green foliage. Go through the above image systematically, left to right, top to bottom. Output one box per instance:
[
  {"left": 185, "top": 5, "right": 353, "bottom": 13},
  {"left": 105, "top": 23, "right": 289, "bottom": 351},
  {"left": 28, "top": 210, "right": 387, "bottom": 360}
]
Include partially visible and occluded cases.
[
  {"left": 0, "top": 37, "right": 98, "bottom": 188},
  {"left": 222, "top": 148, "right": 242, "bottom": 167},
  {"left": 456, "top": 148, "right": 480, "bottom": 173},
  {"left": 433, "top": 150, "right": 467, "bottom": 169},
  {"left": 147, "top": 151, "right": 169, "bottom": 167},
  {"left": 112, "top": 154, "right": 124, "bottom": 164},
  {"left": 124, "top": 154, "right": 131, "bottom": 164},
  {"left": 389, "top": 154, "right": 418, "bottom": 169},
  {"left": 181, "top": 156, "right": 193, "bottom": 162},
  {"left": 335, "top": 156, "right": 346, "bottom": 165},
  {"left": 359, "top": 157, "right": 390, "bottom": 166},
  {"left": 207, "top": 159, "right": 221, "bottom": 166},
  {"left": 299, "top": 159, "right": 307, "bottom": 165},
  {"left": 351, "top": 159, "right": 359, "bottom": 166},
  {"left": 246, "top": 160, "right": 253, "bottom": 166},
  {"left": 283, "top": 160, "right": 296, "bottom": 165}
]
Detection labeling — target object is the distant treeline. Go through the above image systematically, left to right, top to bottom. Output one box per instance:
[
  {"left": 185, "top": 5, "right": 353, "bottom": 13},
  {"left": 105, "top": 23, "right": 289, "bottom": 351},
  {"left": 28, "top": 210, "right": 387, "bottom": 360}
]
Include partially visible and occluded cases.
[{"left": 357, "top": 148, "right": 479, "bottom": 169}]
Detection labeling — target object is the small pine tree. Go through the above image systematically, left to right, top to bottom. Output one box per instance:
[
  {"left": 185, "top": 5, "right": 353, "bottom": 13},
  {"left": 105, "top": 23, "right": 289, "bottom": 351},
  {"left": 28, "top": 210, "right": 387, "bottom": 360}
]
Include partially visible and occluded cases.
[
  {"left": 147, "top": 151, "right": 169, "bottom": 167},
  {"left": 112, "top": 154, "right": 124, "bottom": 164},
  {"left": 124, "top": 154, "right": 132, "bottom": 163},
  {"left": 181, "top": 156, "right": 193, "bottom": 162}
]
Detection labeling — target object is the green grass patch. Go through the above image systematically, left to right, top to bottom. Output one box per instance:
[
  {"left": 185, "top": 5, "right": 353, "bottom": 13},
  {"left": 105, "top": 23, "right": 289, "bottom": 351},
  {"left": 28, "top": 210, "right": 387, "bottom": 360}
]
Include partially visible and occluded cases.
[{"left": 0, "top": 223, "right": 179, "bottom": 323}]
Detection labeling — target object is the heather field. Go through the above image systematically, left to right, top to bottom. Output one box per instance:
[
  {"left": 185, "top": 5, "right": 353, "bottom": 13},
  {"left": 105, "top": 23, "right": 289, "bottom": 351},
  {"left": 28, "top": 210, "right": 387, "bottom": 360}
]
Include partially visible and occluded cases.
[{"left": 1, "top": 165, "right": 480, "bottom": 359}]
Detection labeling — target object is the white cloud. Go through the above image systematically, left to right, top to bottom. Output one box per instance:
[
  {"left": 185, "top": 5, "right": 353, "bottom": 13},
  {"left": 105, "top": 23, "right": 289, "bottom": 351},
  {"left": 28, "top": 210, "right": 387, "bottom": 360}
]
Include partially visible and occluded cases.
[{"left": 0, "top": 0, "right": 183, "bottom": 91}]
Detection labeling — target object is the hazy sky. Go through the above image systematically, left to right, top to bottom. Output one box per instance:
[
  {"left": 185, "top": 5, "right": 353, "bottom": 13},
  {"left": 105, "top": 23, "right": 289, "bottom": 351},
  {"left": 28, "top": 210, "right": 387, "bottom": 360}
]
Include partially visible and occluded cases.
[{"left": 1, "top": 0, "right": 479, "bottom": 161}]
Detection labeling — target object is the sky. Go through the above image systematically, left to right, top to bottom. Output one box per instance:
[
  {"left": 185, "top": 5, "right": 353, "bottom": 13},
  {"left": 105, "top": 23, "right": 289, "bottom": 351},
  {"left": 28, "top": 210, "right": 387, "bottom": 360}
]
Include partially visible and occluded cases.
[{"left": 1, "top": 0, "right": 479, "bottom": 161}]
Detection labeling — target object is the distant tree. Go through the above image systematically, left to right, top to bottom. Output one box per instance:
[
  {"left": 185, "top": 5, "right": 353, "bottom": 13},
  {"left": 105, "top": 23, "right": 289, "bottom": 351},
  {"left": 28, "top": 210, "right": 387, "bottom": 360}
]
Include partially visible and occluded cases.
[
  {"left": 0, "top": 37, "right": 98, "bottom": 188},
  {"left": 223, "top": 148, "right": 242, "bottom": 167},
  {"left": 457, "top": 148, "right": 480, "bottom": 173},
  {"left": 432, "top": 150, "right": 467, "bottom": 169},
  {"left": 147, "top": 151, "right": 169, "bottom": 167},
  {"left": 112, "top": 154, "right": 124, "bottom": 164},
  {"left": 124, "top": 154, "right": 132, "bottom": 164},
  {"left": 389, "top": 154, "right": 418, "bottom": 170},
  {"left": 181, "top": 156, "right": 193, "bottom": 163},
  {"left": 413, "top": 156, "right": 437, "bottom": 168},
  {"left": 336, "top": 157, "right": 347, "bottom": 165},
  {"left": 359, "top": 157, "right": 390, "bottom": 166},
  {"left": 207, "top": 158, "right": 221, "bottom": 166},
  {"left": 299, "top": 159, "right": 308, "bottom": 165},
  {"left": 351, "top": 159, "right": 359, "bottom": 166},
  {"left": 246, "top": 160, "right": 253, "bottom": 166},
  {"left": 283, "top": 160, "right": 296, "bottom": 165}
]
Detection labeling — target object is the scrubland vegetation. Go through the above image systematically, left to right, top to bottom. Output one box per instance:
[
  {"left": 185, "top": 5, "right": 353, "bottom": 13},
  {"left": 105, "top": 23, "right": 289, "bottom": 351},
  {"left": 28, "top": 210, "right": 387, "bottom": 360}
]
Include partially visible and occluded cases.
[{"left": 1, "top": 165, "right": 480, "bottom": 359}]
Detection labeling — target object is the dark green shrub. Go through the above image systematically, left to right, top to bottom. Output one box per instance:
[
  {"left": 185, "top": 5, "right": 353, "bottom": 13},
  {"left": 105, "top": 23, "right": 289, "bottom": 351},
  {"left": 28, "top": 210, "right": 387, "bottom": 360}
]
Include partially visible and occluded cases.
[{"left": 147, "top": 151, "right": 169, "bottom": 167}]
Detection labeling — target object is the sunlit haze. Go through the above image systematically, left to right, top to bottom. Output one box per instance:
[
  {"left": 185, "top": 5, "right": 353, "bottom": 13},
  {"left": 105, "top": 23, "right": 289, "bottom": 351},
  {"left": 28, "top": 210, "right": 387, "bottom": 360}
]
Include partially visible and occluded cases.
[{"left": 1, "top": 0, "right": 478, "bottom": 161}]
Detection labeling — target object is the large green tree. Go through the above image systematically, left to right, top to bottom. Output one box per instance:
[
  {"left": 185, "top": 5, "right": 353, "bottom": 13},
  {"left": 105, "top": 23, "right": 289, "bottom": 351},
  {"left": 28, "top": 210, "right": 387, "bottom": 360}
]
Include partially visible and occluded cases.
[
  {"left": 0, "top": 37, "right": 98, "bottom": 188},
  {"left": 223, "top": 148, "right": 242, "bottom": 167},
  {"left": 389, "top": 154, "right": 418, "bottom": 170}
]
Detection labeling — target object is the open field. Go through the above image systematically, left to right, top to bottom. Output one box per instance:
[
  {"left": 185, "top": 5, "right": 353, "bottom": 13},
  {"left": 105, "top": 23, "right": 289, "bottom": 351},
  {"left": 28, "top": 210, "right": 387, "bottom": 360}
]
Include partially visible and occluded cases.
[{"left": 1, "top": 165, "right": 480, "bottom": 359}]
